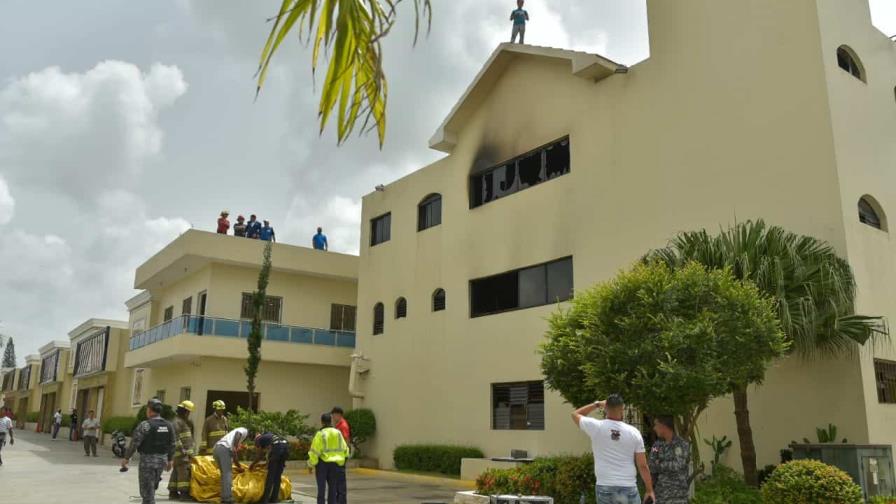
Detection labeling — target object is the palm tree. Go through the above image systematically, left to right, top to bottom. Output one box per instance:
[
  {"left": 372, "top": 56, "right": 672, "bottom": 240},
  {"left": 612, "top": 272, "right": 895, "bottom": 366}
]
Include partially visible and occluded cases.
[
  {"left": 256, "top": 0, "right": 432, "bottom": 147},
  {"left": 646, "top": 219, "right": 887, "bottom": 486}
]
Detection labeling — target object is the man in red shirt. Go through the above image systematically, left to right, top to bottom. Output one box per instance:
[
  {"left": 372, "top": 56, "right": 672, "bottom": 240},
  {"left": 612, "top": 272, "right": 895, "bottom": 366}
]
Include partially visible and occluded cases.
[
  {"left": 217, "top": 211, "right": 230, "bottom": 234},
  {"left": 331, "top": 407, "right": 350, "bottom": 446}
]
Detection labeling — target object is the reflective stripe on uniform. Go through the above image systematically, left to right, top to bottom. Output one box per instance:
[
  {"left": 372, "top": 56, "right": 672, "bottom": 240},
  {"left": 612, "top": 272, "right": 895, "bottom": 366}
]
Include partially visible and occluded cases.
[{"left": 209, "top": 430, "right": 226, "bottom": 437}]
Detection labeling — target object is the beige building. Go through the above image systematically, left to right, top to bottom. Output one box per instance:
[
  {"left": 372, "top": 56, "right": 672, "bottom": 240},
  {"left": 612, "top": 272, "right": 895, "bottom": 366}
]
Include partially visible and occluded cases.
[
  {"left": 352, "top": 0, "right": 896, "bottom": 472},
  {"left": 123, "top": 230, "right": 358, "bottom": 422},
  {"left": 68, "top": 319, "right": 132, "bottom": 422},
  {"left": 36, "top": 341, "right": 71, "bottom": 432},
  {"left": 9, "top": 355, "right": 41, "bottom": 427}
]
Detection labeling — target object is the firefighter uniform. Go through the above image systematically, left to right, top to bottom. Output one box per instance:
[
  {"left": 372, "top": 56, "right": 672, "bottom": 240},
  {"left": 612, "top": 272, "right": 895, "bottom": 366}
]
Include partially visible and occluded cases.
[
  {"left": 200, "top": 400, "right": 229, "bottom": 454},
  {"left": 168, "top": 401, "right": 196, "bottom": 499},
  {"left": 124, "top": 414, "right": 176, "bottom": 504},
  {"left": 308, "top": 426, "right": 349, "bottom": 504}
]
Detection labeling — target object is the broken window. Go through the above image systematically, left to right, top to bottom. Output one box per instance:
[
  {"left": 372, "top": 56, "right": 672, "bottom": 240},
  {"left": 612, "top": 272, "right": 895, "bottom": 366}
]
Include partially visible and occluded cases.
[
  {"left": 470, "top": 137, "right": 570, "bottom": 208},
  {"left": 470, "top": 257, "right": 573, "bottom": 317}
]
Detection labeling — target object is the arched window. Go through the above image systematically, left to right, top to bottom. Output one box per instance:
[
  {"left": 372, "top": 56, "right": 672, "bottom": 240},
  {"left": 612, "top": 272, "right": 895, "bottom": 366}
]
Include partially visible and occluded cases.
[
  {"left": 837, "top": 46, "right": 865, "bottom": 82},
  {"left": 418, "top": 194, "right": 442, "bottom": 231},
  {"left": 859, "top": 196, "right": 886, "bottom": 231},
  {"left": 432, "top": 289, "right": 446, "bottom": 312},
  {"left": 395, "top": 297, "right": 408, "bottom": 319},
  {"left": 373, "top": 303, "right": 384, "bottom": 334}
]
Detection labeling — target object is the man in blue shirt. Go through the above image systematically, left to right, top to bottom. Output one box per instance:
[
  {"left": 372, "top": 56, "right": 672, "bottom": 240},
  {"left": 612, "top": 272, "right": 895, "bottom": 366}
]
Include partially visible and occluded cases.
[
  {"left": 510, "top": 0, "right": 529, "bottom": 44},
  {"left": 246, "top": 215, "right": 262, "bottom": 239},
  {"left": 260, "top": 220, "right": 276, "bottom": 242},
  {"left": 313, "top": 227, "right": 328, "bottom": 251}
]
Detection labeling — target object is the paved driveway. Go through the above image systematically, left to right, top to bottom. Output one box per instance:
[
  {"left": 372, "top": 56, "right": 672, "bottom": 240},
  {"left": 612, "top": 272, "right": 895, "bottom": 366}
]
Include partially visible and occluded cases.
[{"left": 2, "top": 429, "right": 464, "bottom": 504}]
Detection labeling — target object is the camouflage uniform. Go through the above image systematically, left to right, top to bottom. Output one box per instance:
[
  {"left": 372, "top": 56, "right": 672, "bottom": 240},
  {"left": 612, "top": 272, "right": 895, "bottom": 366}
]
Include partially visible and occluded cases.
[
  {"left": 200, "top": 413, "right": 229, "bottom": 454},
  {"left": 167, "top": 416, "right": 195, "bottom": 497},
  {"left": 125, "top": 418, "right": 176, "bottom": 504},
  {"left": 648, "top": 435, "right": 690, "bottom": 504}
]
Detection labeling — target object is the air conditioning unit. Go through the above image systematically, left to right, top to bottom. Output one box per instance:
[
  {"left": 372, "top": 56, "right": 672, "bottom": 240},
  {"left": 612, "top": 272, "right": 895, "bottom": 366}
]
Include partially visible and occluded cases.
[{"left": 490, "top": 497, "right": 554, "bottom": 504}]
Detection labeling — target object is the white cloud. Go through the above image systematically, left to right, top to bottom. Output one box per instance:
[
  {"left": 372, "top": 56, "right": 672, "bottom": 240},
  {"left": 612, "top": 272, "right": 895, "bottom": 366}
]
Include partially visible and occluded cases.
[
  {"left": 0, "top": 61, "right": 187, "bottom": 198},
  {"left": 0, "top": 177, "right": 14, "bottom": 225},
  {"left": 282, "top": 195, "right": 362, "bottom": 254}
]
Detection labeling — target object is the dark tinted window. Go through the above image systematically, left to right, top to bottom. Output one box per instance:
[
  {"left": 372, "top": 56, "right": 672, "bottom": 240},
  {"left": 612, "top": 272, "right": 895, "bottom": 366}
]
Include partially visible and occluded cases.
[
  {"left": 837, "top": 46, "right": 865, "bottom": 81},
  {"left": 471, "top": 137, "right": 570, "bottom": 208},
  {"left": 418, "top": 194, "right": 442, "bottom": 231},
  {"left": 859, "top": 198, "right": 883, "bottom": 230},
  {"left": 371, "top": 213, "right": 391, "bottom": 246},
  {"left": 470, "top": 257, "right": 573, "bottom": 317},
  {"left": 432, "top": 289, "right": 446, "bottom": 311},
  {"left": 240, "top": 293, "right": 283, "bottom": 322},
  {"left": 395, "top": 298, "right": 407, "bottom": 319},
  {"left": 373, "top": 303, "right": 384, "bottom": 335},
  {"left": 330, "top": 304, "right": 357, "bottom": 331},
  {"left": 876, "top": 359, "right": 896, "bottom": 404},
  {"left": 492, "top": 381, "right": 545, "bottom": 430}
]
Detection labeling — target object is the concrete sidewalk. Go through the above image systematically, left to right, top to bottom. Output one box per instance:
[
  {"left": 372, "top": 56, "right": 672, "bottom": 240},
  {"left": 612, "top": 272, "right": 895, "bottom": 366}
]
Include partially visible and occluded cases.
[{"left": 1, "top": 429, "right": 464, "bottom": 503}]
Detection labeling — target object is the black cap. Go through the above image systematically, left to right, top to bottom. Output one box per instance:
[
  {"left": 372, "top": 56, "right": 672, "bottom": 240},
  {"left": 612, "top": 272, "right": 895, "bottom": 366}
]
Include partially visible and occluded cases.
[
  {"left": 606, "top": 394, "right": 625, "bottom": 407},
  {"left": 148, "top": 398, "right": 163, "bottom": 413}
]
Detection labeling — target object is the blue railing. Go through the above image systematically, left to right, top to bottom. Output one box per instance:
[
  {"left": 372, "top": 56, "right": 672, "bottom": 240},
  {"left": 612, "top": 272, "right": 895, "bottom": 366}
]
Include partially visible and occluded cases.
[{"left": 129, "top": 315, "right": 355, "bottom": 351}]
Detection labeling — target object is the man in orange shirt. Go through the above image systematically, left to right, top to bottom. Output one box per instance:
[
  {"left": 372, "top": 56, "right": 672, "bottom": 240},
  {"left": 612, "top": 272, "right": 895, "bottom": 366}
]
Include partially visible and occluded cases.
[{"left": 331, "top": 407, "right": 350, "bottom": 447}]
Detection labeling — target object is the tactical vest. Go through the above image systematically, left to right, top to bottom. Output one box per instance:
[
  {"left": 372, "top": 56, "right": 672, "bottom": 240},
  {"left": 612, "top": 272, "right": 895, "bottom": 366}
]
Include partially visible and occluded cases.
[{"left": 139, "top": 418, "right": 173, "bottom": 455}]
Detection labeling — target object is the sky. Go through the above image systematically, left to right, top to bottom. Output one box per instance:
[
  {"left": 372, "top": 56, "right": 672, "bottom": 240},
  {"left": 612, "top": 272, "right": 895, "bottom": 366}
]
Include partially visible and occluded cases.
[{"left": 0, "top": 1, "right": 894, "bottom": 365}]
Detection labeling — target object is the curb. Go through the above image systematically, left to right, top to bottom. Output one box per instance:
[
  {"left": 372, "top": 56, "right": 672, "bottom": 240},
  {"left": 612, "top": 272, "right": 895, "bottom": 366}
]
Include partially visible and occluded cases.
[{"left": 351, "top": 467, "right": 476, "bottom": 489}]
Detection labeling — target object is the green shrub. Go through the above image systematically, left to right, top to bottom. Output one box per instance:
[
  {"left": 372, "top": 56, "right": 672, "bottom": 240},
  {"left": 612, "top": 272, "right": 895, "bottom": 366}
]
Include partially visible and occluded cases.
[
  {"left": 229, "top": 408, "right": 315, "bottom": 438},
  {"left": 343, "top": 408, "right": 376, "bottom": 456},
  {"left": 25, "top": 411, "right": 39, "bottom": 423},
  {"left": 60, "top": 416, "right": 71, "bottom": 428},
  {"left": 102, "top": 416, "right": 138, "bottom": 434},
  {"left": 393, "top": 444, "right": 484, "bottom": 476},
  {"left": 475, "top": 455, "right": 595, "bottom": 504},
  {"left": 761, "top": 459, "right": 862, "bottom": 504},
  {"left": 757, "top": 464, "right": 778, "bottom": 486},
  {"left": 692, "top": 465, "right": 761, "bottom": 504},
  {"left": 868, "top": 497, "right": 896, "bottom": 504}
]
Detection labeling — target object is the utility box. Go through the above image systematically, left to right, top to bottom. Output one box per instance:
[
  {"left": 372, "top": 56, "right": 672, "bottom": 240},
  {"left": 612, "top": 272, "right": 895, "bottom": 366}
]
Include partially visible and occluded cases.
[
  {"left": 791, "top": 444, "right": 895, "bottom": 499},
  {"left": 489, "top": 497, "right": 554, "bottom": 504}
]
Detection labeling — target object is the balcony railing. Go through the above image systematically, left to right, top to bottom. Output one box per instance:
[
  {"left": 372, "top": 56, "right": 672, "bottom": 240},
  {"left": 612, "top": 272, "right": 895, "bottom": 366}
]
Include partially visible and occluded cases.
[{"left": 129, "top": 315, "right": 356, "bottom": 351}]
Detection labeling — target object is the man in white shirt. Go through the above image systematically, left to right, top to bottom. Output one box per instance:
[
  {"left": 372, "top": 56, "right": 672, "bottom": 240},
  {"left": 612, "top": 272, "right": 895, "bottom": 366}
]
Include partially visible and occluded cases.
[
  {"left": 572, "top": 394, "right": 655, "bottom": 504},
  {"left": 0, "top": 408, "right": 14, "bottom": 466},
  {"left": 52, "top": 409, "right": 63, "bottom": 439},
  {"left": 213, "top": 427, "right": 248, "bottom": 504}
]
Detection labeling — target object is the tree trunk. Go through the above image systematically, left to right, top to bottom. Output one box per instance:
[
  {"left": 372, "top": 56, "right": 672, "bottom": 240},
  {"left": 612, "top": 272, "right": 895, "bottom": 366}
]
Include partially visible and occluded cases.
[
  {"left": 733, "top": 384, "right": 759, "bottom": 487},
  {"left": 248, "top": 385, "right": 255, "bottom": 412}
]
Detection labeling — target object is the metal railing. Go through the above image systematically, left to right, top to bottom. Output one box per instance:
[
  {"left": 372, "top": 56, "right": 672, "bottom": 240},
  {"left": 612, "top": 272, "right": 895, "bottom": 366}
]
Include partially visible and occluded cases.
[{"left": 129, "top": 315, "right": 355, "bottom": 351}]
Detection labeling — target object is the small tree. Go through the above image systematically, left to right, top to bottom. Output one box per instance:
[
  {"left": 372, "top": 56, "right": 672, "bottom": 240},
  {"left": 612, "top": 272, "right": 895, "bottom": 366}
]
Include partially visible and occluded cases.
[
  {"left": 245, "top": 241, "right": 273, "bottom": 412},
  {"left": 542, "top": 262, "right": 787, "bottom": 447},
  {"left": 2, "top": 338, "right": 15, "bottom": 368},
  {"left": 343, "top": 408, "right": 376, "bottom": 456}
]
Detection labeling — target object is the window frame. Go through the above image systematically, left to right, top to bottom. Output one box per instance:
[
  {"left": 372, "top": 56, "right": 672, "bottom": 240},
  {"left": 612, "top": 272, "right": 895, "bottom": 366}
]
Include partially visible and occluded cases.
[
  {"left": 836, "top": 45, "right": 866, "bottom": 83},
  {"left": 470, "top": 136, "right": 570, "bottom": 209},
  {"left": 417, "top": 194, "right": 443, "bottom": 232},
  {"left": 858, "top": 196, "right": 886, "bottom": 231},
  {"left": 370, "top": 212, "right": 392, "bottom": 246},
  {"left": 470, "top": 257, "right": 574, "bottom": 318},
  {"left": 432, "top": 288, "right": 446, "bottom": 312},
  {"left": 240, "top": 293, "right": 283, "bottom": 323},
  {"left": 395, "top": 297, "right": 408, "bottom": 319},
  {"left": 373, "top": 303, "right": 385, "bottom": 335},
  {"left": 330, "top": 304, "right": 357, "bottom": 331},
  {"left": 163, "top": 306, "right": 174, "bottom": 322},
  {"left": 875, "top": 359, "right": 896, "bottom": 404},
  {"left": 491, "top": 381, "right": 545, "bottom": 431}
]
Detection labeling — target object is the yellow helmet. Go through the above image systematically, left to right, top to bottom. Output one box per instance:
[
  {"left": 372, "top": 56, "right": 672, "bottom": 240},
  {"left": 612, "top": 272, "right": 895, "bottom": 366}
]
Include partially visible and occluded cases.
[
  {"left": 177, "top": 400, "right": 195, "bottom": 412},
  {"left": 212, "top": 400, "right": 226, "bottom": 410}
]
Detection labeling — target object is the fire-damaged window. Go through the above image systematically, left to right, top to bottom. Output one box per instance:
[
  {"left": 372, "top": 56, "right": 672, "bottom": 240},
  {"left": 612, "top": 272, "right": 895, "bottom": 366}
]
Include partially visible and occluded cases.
[
  {"left": 470, "top": 137, "right": 570, "bottom": 208},
  {"left": 470, "top": 257, "right": 573, "bottom": 317},
  {"left": 74, "top": 328, "right": 109, "bottom": 377},
  {"left": 492, "top": 381, "right": 545, "bottom": 430}
]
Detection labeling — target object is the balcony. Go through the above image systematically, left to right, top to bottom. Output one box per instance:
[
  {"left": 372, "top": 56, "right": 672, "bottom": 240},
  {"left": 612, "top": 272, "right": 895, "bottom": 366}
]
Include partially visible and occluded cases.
[{"left": 125, "top": 315, "right": 356, "bottom": 368}]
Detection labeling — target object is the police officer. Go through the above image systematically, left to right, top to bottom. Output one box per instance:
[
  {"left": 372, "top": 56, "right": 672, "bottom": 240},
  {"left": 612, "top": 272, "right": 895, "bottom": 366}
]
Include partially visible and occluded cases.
[
  {"left": 121, "top": 399, "right": 176, "bottom": 504},
  {"left": 168, "top": 400, "right": 196, "bottom": 500},
  {"left": 200, "top": 400, "right": 229, "bottom": 454},
  {"left": 308, "top": 413, "right": 349, "bottom": 504},
  {"left": 648, "top": 415, "right": 691, "bottom": 504},
  {"left": 250, "top": 431, "right": 290, "bottom": 503}
]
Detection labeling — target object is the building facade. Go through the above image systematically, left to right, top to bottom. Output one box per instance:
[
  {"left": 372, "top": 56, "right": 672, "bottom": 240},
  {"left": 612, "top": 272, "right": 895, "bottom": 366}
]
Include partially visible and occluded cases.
[
  {"left": 352, "top": 0, "right": 896, "bottom": 471},
  {"left": 123, "top": 230, "right": 358, "bottom": 421},
  {"left": 68, "top": 319, "right": 131, "bottom": 422},
  {"left": 36, "top": 341, "right": 71, "bottom": 432}
]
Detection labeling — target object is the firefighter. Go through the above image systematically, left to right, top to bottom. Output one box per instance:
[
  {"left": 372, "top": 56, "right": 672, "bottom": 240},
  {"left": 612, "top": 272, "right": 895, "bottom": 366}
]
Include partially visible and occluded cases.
[
  {"left": 121, "top": 399, "right": 175, "bottom": 504},
  {"left": 168, "top": 400, "right": 196, "bottom": 500},
  {"left": 200, "top": 400, "right": 229, "bottom": 454}
]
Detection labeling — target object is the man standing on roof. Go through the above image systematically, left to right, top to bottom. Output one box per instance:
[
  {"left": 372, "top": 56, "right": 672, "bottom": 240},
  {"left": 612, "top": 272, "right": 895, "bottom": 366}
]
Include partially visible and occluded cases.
[
  {"left": 510, "top": 0, "right": 529, "bottom": 44},
  {"left": 217, "top": 211, "right": 231, "bottom": 234},
  {"left": 233, "top": 215, "right": 247, "bottom": 237},
  {"left": 246, "top": 215, "right": 262, "bottom": 239},
  {"left": 260, "top": 220, "right": 276, "bottom": 242},
  {"left": 313, "top": 227, "right": 328, "bottom": 251},
  {"left": 200, "top": 400, "right": 229, "bottom": 455}
]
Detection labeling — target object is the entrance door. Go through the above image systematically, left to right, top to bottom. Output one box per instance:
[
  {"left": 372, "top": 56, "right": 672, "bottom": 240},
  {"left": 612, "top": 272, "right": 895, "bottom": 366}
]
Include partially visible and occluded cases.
[
  {"left": 197, "top": 291, "right": 208, "bottom": 335},
  {"left": 205, "top": 390, "right": 259, "bottom": 418},
  {"left": 39, "top": 392, "right": 56, "bottom": 433}
]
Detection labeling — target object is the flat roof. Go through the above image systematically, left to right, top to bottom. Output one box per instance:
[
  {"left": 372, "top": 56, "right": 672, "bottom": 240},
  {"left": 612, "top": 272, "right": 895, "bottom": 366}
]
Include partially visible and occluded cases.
[{"left": 135, "top": 229, "right": 358, "bottom": 290}]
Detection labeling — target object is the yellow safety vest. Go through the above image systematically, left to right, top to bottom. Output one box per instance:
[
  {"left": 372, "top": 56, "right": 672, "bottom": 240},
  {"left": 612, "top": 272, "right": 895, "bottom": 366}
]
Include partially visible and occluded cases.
[{"left": 308, "top": 427, "right": 349, "bottom": 467}]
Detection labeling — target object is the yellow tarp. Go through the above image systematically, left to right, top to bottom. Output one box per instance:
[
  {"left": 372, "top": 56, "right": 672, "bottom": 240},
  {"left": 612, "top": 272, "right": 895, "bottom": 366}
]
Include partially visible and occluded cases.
[{"left": 190, "top": 455, "right": 292, "bottom": 503}]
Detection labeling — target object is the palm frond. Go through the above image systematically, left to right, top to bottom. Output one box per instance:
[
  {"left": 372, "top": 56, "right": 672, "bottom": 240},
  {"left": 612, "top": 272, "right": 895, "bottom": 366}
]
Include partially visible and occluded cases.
[{"left": 257, "top": 0, "right": 432, "bottom": 147}]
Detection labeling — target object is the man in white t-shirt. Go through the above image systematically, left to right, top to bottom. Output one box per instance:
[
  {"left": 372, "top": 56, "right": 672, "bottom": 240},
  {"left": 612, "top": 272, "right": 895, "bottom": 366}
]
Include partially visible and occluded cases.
[
  {"left": 573, "top": 394, "right": 655, "bottom": 504},
  {"left": 0, "top": 409, "right": 14, "bottom": 466},
  {"left": 213, "top": 427, "right": 248, "bottom": 504}
]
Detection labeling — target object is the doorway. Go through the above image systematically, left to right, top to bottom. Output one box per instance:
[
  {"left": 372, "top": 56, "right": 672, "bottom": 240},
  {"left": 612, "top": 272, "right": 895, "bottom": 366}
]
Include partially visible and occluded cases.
[
  {"left": 197, "top": 291, "right": 208, "bottom": 335},
  {"left": 205, "top": 390, "right": 259, "bottom": 418},
  {"left": 39, "top": 392, "right": 57, "bottom": 433}
]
